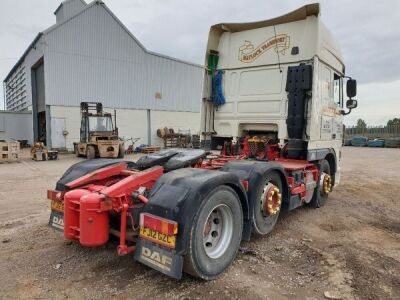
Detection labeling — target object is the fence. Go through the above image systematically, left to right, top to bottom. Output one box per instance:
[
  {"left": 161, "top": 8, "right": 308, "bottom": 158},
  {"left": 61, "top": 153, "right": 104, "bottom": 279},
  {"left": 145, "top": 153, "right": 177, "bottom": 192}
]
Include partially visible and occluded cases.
[{"left": 345, "top": 125, "right": 400, "bottom": 139}]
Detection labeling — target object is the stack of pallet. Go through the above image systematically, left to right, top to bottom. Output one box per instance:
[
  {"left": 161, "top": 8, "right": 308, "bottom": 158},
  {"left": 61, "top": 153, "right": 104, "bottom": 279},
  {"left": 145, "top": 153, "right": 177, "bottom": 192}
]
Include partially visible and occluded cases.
[
  {"left": 157, "top": 127, "right": 192, "bottom": 148},
  {"left": 164, "top": 135, "right": 188, "bottom": 148},
  {"left": 192, "top": 135, "right": 201, "bottom": 149},
  {"left": 0, "top": 141, "right": 20, "bottom": 163},
  {"left": 141, "top": 146, "right": 161, "bottom": 154}
]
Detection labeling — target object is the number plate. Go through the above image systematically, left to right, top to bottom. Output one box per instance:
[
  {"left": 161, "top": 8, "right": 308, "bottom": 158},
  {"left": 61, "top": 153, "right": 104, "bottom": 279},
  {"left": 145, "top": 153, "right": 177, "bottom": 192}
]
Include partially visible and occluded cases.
[
  {"left": 51, "top": 199, "right": 64, "bottom": 212},
  {"left": 139, "top": 226, "right": 176, "bottom": 248}
]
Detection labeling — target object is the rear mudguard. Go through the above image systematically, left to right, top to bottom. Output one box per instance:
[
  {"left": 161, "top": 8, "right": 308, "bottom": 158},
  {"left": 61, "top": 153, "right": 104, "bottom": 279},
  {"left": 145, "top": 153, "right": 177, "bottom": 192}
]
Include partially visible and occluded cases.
[
  {"left": 221, "top": 160, "right": 289, "bottom": 237},
  {"left": 142, "top": 168, "right": 250, "bottom": 256}
]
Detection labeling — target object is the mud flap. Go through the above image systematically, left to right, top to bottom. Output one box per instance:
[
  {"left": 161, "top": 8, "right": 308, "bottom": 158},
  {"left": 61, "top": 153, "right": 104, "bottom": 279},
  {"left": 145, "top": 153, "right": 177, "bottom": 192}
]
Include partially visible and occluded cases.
[
  {"left": 48, "top": 211, "right": 64, "bottom": 232},
  {"left": 134, "top": 239, "right": 183, "bottom": 280}
]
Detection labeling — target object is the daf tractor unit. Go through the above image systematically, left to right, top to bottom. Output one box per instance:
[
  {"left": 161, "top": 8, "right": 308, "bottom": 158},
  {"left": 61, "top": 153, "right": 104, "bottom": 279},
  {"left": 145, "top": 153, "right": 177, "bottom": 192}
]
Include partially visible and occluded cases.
[{"left": 47, "top": 3, "right": 357, "bottom": 280}]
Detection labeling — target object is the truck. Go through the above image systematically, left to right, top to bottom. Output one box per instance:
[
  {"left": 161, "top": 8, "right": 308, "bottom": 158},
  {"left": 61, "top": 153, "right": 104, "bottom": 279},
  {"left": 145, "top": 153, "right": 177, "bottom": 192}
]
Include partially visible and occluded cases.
[
  {"left": 47, "top": 3, "right": 357, "bottom": 280},
  {"left": 73, "top": 102, "right": 125, "bottom": 159}
]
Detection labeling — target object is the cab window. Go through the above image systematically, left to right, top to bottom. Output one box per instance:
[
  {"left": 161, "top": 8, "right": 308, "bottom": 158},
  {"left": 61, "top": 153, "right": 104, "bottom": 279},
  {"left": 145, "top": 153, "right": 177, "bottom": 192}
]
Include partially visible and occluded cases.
[{"left": 333, "top": 73, "right": 343, "bottom": 107}]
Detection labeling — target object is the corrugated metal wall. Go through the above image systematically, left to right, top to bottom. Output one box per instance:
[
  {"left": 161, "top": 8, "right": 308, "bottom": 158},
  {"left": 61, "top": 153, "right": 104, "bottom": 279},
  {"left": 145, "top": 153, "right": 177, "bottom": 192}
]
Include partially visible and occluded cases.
[
  {"left": 55, "top": 0, "right": 87, "bottom": 23},
  {"left": 44, "top": 3, "right": 203, "bottom": 112},
  {"left": 5, "top": 35, "right": 46, "bottom": 111},
  {"left": 0, "top": 111, "right": 33, "bottom": 144}
]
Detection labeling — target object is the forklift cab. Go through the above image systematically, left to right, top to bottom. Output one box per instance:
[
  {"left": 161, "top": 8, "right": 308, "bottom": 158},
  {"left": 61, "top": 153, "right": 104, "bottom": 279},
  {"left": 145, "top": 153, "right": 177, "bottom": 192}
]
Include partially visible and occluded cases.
[
  {"left": 75, "top": 102, "right": 123, "bottom": 159},
  {"left": 80, "top": 115, "right": 114, "bottom": 143}
]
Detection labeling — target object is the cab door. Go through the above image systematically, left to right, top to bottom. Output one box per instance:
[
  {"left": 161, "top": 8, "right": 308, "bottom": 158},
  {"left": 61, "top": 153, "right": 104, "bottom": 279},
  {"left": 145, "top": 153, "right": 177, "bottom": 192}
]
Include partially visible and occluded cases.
[{"left": 319, "top": 65, "right": 343, "bottom": 141}]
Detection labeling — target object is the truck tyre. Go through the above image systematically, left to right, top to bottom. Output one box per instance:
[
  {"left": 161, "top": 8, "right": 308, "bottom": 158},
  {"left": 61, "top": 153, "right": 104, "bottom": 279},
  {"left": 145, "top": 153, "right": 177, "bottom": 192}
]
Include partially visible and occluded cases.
[
  {"left": 118, "top": 144, "right": 125, "bottom": 158},
  {"left": 74, "top": 145, "right": 80, "bottom": 157},
  {"left": 86, "top": 146, "right": 96, "bottom": 160},
  {"left": 310, "top": 159, "right": 331, "bottom": 208},
  {"left": 252, "top": 171, "right": 283, "bottom": 235},
  {"left": 183, "top": 185, "right": 243, "bottom": 280}
]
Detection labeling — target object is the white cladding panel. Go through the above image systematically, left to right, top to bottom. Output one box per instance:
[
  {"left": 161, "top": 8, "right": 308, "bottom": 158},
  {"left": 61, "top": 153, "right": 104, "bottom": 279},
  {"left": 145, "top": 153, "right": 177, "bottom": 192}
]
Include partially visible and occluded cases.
[
  {"left": 45, "top": 4, "right": 203, "bottom": 112},
  {"left": 49, "top": 105, "right": 200, "bottom": 150},
  {"left": 150, "top": 110, "right": 201, "bottom": 147},
  {"left": 0, "top": 111, "right": 33, "bottom": 144}
]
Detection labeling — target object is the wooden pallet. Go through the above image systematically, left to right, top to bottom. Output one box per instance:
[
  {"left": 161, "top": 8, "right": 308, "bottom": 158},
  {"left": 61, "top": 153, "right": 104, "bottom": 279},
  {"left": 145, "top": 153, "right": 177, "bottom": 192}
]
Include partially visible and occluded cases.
[
  {"left": 164, "top": 135, "right": 188, "bottom": 148},
  {"left": 192, "top": 135, "right": 200, "bottom": 149},
  {"left": 0, "top": 141, "right": 20, "bottom": 163},
  {"left": 141, "top": 146, "right": 161, "bottom": 154}
]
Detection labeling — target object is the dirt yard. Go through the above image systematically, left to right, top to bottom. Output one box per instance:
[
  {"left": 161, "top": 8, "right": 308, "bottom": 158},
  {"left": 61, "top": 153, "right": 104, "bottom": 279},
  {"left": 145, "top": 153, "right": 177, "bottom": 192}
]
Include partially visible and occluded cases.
[{"left": 0, "top": 147, "right": 399, "bottom": 300}]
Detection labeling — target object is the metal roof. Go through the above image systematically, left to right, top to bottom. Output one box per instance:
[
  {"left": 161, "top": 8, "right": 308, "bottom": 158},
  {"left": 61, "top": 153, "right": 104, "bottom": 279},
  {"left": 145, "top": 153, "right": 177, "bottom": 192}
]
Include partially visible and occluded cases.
[
  {"left": 4, "top": 0, "right": 203, "bottom": 84},
  {"left": 210, "top": 3, "right": 320, "bottom": 33}
]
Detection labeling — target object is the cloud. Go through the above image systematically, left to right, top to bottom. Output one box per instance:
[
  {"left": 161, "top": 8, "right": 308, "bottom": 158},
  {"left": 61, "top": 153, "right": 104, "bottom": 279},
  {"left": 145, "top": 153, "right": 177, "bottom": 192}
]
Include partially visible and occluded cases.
[{"left": 344, "top": 79, "right": 400, "bottom": 126}]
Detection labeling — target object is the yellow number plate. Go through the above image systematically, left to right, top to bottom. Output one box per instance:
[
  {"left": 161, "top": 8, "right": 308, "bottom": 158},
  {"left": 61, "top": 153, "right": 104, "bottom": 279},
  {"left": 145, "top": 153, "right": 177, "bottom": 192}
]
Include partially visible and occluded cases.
[
  {"left": 51, "top": 199, "right": 64, "bottom": 212},
  {"left": 139, "top": 226, "right": 176, "bottom": 248}
]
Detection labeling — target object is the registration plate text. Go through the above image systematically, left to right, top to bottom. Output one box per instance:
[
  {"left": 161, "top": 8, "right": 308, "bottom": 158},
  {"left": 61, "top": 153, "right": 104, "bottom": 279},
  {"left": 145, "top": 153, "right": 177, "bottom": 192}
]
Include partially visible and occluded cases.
[
  {"left": 51, "top": 199, "right": 64, "bottom": 212},
  {"left": 139, "top": 226, "right": 176, "bottom": 248}
]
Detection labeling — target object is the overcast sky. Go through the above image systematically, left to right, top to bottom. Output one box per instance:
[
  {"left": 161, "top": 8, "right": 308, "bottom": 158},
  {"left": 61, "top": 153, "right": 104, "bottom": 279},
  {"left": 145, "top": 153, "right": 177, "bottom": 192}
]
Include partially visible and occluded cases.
[{"left": 1, "top": 0, "right": 399, "bottom": 125}]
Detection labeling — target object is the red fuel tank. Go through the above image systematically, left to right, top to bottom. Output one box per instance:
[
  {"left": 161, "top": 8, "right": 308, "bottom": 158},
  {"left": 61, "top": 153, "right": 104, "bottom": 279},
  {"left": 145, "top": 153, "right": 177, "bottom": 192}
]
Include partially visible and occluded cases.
[
  {"left": 64, "top": 189, "right": 90, "bottom": 240},
  {"left": 79, "top": 193, "right": 109, "bottom": 247}
]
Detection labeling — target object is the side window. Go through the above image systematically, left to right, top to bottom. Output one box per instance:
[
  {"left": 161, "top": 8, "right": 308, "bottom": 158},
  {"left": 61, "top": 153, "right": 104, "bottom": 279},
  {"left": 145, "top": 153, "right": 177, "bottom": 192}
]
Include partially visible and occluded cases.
[{"left": 333, "top": 73, "right": 343, "bottom": 107}]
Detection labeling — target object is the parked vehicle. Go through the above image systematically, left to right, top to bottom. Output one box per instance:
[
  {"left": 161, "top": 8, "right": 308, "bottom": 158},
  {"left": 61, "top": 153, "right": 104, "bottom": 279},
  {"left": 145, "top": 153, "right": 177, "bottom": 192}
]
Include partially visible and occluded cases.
[
  {"left": 48, "top": 3, "right": 357, "bottom": 280},
  {"left": 73, "top": 102, "right": 124, "bottom": 159}
]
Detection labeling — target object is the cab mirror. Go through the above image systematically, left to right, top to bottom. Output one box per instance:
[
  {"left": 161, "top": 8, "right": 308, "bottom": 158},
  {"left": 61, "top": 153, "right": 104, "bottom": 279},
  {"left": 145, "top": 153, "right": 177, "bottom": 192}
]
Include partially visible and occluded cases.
[
  {"left": 346, "top": 79, "right": 357, "bottom": 98},
  {"left": 346, "top": 99, "right": 357, "bottom": 109}
]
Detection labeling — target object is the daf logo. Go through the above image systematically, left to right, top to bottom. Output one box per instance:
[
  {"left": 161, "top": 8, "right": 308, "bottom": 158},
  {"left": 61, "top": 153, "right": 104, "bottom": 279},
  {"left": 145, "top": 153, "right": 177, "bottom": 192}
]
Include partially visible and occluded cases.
[
  {"left": 49, "top": 213, "right": 64, "bottom": 231},
  {"left": 53, "top": 215, "right": 64, "bottom": 226},
  {"left": 141, "top": 246, "right": 172, "bottom": 271}
]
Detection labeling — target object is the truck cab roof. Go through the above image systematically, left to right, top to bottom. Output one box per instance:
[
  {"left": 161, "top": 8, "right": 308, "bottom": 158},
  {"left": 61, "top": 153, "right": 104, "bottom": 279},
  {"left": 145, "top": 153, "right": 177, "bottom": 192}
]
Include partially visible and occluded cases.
[{"left": 206, "top": 3, "right": 344, "bottom": 74}]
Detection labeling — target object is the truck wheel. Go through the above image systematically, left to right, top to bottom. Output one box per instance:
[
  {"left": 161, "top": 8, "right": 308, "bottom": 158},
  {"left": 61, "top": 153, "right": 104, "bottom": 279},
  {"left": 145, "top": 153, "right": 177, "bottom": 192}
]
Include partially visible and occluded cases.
[
  {"left": 118, "top": 144, "right": 125, "bottom": 158},
  {"left": 86, "top": 146, "right": 96, "bottom": 160},
  {"left": 310, "top": 159, "right": 331, "bottom": 208},
  {"left": 252, "top": 171, "right": 283, "bottom": 235},
  {"left": 183, "top": 185, "right": 243, "bottom": 280}
]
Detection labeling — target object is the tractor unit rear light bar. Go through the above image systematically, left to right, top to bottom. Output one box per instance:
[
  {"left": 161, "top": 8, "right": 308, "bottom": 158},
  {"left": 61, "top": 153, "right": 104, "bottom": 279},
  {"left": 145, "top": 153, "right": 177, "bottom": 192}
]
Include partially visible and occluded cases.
[
  {"left": 47, "top": 189, "right": 61, "bottom": 201},
  {"left": 140, "top": 213, "right": 178, "bottom": 236}
]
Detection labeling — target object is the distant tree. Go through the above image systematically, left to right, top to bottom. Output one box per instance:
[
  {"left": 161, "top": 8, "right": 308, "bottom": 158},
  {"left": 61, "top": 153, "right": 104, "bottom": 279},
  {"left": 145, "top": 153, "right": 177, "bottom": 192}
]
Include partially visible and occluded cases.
[
  {"left": 356, "top": 118, "right": 367, "bottom": 129},
  {"left": 387, "top": 118, "right": 400, "bottom": 126}
]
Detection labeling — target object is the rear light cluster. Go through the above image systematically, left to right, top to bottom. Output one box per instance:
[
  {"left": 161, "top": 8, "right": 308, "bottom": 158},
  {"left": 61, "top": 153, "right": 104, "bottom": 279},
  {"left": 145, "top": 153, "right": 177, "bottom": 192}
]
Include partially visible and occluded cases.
[
  {"left": 47, "top": 189, "right": 61, "bottom": 201},
  {"left": 140, "top": 213, "right": 178, "bottom": 236}
]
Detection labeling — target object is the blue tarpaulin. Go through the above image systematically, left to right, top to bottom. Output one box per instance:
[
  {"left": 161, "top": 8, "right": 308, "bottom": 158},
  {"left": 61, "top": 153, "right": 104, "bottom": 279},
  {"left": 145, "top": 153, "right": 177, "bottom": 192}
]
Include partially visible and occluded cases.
[
  {"left": 212, "top": 70, "right": 225, "bottom": 106},
  {"left": 351, "top": 136, "right": 368, "bottom": 147},
  {"left": 367, "top": 139, "right": 385, "bottom": 147}
]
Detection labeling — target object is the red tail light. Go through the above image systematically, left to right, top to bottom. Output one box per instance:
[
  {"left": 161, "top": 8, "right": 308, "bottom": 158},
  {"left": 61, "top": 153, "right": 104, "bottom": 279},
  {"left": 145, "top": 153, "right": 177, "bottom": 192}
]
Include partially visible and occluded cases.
[
  {"left": 47, "top": 189, "right": 60, "bottom": 201},
  {"left": 140, "top": 213, "right": 178, "bottom": 236}
]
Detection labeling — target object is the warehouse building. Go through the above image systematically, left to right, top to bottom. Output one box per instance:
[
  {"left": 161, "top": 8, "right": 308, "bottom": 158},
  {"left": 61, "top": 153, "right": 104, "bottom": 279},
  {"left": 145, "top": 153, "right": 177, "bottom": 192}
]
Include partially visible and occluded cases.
[
  {"left": 3, "top": 0, "right": 203, "bottom": 150},
  {"left": 0, "top": 111, "right": 33, "bottom": 145}
]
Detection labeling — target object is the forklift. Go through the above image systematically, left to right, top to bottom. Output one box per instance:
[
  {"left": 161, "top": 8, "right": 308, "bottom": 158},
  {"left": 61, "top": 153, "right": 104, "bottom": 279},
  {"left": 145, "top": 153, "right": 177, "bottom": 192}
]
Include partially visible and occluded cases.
[{"left": 73, "top": 102, "right": 124, "bottom": 159}]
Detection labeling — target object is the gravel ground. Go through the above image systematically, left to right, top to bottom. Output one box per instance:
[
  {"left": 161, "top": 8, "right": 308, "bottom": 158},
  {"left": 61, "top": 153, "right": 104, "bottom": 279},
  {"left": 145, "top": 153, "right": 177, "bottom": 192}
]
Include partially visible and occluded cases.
[{"left": 0, "top": 147, "right": 399, "bottom": 300}]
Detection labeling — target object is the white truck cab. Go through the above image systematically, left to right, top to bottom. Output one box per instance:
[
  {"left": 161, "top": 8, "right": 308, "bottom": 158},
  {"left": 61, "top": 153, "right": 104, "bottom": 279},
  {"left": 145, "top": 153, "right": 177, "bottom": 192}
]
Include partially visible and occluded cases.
[{"left": 201, "top": 3, "right": 357, "bottom": 186}]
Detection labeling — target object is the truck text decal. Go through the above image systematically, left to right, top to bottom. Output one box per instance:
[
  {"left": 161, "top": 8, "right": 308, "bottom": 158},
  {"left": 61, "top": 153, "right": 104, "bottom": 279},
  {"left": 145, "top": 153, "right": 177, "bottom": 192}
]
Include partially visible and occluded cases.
[
  {"left": 238, "top": 34, "right": 290, "bottom": 63},
  {"left": 140, "top": 246, "right": 173, "bottom": 272}
]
